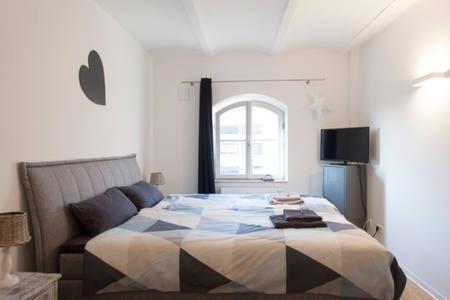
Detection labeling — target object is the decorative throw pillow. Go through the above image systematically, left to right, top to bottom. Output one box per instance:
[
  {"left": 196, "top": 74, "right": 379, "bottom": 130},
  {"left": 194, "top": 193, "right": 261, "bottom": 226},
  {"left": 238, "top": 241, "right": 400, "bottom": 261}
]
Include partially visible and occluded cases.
[
  {"left": 119, "top": 181, "right": 164, "bottom": 209},
  {"left": 70, "top": 187, "right": 137, "bottom": 236}
]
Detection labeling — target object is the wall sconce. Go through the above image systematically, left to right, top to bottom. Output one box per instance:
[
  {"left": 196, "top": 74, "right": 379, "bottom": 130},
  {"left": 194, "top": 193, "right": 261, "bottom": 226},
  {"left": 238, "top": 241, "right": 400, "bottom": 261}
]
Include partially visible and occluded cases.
[{"left": 412, "top": 69, "right": 450, "bottom": 87}]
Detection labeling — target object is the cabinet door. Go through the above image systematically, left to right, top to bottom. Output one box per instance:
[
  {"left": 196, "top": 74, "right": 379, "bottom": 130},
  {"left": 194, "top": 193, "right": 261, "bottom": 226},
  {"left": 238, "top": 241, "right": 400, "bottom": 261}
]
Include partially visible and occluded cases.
[
  {"left": 323, "top": 166, "right": 346, "bottom": 214},
  {"left": 31, "top": 282, "right": 57, "bottom": 300}
]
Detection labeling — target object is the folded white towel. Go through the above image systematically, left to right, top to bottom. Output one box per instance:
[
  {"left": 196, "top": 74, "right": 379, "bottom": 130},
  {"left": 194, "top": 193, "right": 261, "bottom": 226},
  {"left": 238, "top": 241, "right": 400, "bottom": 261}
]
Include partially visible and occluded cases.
[{"left": 272, "top": 192, "right": 301, "bottom": 202}]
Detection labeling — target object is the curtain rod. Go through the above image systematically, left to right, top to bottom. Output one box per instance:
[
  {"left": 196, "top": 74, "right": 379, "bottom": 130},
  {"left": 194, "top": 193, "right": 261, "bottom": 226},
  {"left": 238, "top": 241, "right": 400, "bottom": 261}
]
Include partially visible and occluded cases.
[{"left": 181, "top": 78, "right": 325, "bottom": 85}]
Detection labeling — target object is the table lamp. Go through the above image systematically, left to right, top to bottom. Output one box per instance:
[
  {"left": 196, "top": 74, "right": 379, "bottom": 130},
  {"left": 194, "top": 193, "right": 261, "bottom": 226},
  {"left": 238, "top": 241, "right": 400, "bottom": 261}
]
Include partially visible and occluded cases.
[
  {"left": 150, "top": 172, "right": 165, "bottom": 187},
  {"left": 0, "top": 212, "right": 31, "bottom": 288}
]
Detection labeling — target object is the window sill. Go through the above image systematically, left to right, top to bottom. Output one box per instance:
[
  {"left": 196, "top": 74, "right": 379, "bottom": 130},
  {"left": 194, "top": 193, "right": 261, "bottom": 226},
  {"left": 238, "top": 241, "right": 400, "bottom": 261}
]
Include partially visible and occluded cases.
[{"left": 215, "top": 179, "right": 288, "bottom": 183}]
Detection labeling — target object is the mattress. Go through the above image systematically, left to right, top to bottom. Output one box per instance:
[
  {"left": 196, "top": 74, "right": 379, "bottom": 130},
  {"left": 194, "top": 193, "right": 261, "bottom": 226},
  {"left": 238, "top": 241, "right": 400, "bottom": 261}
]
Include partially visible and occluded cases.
[
  {"left": 83, "top": 194, "right": 406, "bottom": 299},
  {"left": 59, "top": 235, "right": 90, "bottom": 280},
  {"left": 60, "top": 253, "right": 84, "bottom": 280}
]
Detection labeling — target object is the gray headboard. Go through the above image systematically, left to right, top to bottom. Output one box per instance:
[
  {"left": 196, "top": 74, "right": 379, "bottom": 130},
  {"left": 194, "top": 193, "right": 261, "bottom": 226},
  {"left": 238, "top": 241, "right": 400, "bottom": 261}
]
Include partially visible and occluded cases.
[{"left": 20, "top": 154, "right": 142, "bottom": 273}]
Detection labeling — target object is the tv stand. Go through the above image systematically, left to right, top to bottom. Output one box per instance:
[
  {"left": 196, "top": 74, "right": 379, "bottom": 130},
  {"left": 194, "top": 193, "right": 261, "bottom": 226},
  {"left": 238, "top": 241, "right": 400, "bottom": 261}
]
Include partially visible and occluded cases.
[{"left": 322, "top": 164, "right": 366, "bottom": 228}]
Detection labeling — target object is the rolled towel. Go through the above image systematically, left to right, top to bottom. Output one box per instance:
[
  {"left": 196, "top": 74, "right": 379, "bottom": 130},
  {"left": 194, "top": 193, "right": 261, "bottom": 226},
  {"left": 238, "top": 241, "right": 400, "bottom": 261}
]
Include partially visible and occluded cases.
[
  {"left": 270, "top": 199, "right": 304, "bottom": 205},
  {"left": 283, "top": 209, "right": 322, "bottom": 222},
  {"left": 270, "top": 215, "right": 327, "bottom": 229}
]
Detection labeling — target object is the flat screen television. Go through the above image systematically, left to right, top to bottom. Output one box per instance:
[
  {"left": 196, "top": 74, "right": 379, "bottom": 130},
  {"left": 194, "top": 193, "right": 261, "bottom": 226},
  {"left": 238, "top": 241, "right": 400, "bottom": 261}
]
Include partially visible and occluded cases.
[{"left": 320, "top": 127, "right": 369, "bottom": 163}]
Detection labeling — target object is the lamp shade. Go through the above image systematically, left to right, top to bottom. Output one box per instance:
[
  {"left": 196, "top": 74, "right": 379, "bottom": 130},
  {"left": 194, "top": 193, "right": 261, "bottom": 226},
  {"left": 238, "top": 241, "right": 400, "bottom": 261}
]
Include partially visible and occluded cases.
[
  {"left": 150, "top": 172, "right": 165, "bottom": 186},
  {"left": 0, "top": 212, "right": 31, "bottom": 247}
]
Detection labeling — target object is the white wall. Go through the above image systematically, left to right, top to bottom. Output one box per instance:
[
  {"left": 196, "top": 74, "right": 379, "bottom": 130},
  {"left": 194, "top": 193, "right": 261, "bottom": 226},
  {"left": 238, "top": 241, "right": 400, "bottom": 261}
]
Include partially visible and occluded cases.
[
  {"left": 0, "top": 0, "right": 152, "bottom": 271},
  {"left": 351, "top": 0, "right": 450, "bottom": 298},
  {"left": 151, "top": 50, "right": 350, "bottom": 195}
]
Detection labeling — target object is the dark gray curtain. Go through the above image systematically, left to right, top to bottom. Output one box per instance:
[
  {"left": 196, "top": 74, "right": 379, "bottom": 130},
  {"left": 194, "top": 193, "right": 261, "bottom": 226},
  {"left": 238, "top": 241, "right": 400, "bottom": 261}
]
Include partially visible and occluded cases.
[{"left": 198, "top": 78, "right": 216, "bottom": 194}]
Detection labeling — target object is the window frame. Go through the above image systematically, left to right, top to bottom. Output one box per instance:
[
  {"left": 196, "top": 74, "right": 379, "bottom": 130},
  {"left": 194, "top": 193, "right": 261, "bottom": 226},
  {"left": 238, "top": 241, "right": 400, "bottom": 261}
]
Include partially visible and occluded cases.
[{"left": 214, "top": 100, "right": 287, "bottom": 180}]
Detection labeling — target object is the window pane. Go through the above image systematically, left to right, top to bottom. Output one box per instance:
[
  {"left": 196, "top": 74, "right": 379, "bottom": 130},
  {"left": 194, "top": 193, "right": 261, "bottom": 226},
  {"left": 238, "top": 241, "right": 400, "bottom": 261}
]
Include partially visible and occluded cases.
[
  {"left": 219, "top": 105, "right": 247, "bottom": 176},
  {"left": 219, "top": 106, "right": 246, "bottom": 140},
  {"left": 251, "top": 106, "right": 281, "bottom": 176},
  {"left": 251, "top": 106, "right": 279, "bottom": 140},
  {"left": 219, "top": 141, "right": 246, "bottom": 176},
  {"left": 252, "top": 141, "right": 280, "bottom": 175}
]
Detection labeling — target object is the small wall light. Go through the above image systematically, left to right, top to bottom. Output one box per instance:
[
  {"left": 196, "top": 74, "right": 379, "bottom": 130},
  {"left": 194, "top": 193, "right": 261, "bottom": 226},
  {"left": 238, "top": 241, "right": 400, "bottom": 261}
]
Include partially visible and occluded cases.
[{"left": 413, "top": 69, "right": 450, "bottom": 87}]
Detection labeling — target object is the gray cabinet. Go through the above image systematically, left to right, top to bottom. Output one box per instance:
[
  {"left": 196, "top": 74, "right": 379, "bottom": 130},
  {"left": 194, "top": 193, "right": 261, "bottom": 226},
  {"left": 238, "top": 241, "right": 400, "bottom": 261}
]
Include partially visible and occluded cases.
[
  {"left": 323, "top": 164, "right": 366, "bottom": 228},
  {"left": 0, "top": 273, "right": 60, "bottom": 300}
]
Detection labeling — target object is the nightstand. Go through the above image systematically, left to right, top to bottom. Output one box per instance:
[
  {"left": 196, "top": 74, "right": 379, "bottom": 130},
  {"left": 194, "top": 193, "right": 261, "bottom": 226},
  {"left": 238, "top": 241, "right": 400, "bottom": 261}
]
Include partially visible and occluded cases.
[{"left": 0, "top": 272, "right": 61, "bottom": 300}]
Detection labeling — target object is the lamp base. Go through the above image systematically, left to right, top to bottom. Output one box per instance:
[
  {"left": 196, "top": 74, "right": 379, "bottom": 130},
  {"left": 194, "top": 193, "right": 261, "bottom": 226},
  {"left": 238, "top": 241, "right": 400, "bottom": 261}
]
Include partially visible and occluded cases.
[
  {"left": 0, "top": 247, "right": 19, "bottom": 288},
  {"left": 0, "top": 273, "right": 19, "bottom": 288}
]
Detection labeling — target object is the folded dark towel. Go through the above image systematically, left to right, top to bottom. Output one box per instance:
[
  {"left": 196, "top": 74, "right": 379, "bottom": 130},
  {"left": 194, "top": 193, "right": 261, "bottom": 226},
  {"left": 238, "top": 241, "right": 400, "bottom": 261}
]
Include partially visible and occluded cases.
[
  {"left": 283, "top": 209, "right": 322, "bottom": 222},
  {"left": 270, "top": 215, "right": 327, "bottom": 229}
]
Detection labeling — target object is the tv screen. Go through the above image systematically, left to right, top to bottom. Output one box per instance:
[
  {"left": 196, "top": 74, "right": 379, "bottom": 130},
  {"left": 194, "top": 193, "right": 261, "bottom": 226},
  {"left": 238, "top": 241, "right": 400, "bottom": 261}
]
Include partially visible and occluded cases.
[{"left": 320, "top": 127, "right": 369, "bottom": 163}]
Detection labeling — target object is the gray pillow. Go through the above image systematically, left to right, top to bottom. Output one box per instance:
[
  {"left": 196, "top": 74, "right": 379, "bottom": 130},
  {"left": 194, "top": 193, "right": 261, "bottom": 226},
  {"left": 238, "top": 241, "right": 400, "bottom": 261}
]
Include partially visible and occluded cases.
[
  {"left": 119, "top": 181, "right": 164, "bottom": 209},
  {"left": 70, "top": 188, "right": 137, "bottom": 236}
]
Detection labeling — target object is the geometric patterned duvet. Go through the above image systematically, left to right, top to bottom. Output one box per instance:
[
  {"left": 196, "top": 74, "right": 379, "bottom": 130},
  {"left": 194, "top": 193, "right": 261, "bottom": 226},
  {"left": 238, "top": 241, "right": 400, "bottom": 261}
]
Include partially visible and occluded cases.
[{"left": 84, "top": 194, "right": 406, "bottom": 299}]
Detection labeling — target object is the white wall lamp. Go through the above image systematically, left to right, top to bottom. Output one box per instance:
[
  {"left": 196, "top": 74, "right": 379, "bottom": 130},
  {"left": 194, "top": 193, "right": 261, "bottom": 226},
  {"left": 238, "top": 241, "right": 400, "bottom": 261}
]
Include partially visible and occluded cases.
[{"left": 412, "top": 69, "right": 450, "bottom": 87}]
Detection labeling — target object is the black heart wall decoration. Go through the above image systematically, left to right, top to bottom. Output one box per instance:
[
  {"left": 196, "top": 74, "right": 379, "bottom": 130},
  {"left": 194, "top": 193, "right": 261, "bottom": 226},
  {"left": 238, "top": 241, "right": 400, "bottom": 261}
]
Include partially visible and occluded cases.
[{"left": 79, "top": 50, "right": 106, "bottom": 105}]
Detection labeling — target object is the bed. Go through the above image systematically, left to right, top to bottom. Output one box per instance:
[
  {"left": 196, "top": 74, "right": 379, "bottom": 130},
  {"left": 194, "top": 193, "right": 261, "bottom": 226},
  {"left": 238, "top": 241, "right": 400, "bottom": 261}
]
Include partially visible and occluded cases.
[{"left": 20, "top": 154, "right": 406, "bottom": 300}]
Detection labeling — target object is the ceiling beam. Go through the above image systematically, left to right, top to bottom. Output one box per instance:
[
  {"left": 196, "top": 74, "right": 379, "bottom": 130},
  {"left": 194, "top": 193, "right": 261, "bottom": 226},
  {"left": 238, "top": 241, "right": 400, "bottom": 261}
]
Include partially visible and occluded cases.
[
  {"left": 182, "top": 0, "right": 213, "bottom": 55},
  {"left": 271, "top": 0, "right": 299, "bottom": 54},
  {"left": 348, "top": 0, "right": 417, "bottom": 49}
]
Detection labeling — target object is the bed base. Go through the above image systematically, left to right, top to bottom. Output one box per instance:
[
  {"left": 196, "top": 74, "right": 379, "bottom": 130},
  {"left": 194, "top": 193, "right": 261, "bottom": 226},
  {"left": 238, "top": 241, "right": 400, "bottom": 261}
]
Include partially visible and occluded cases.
[{"left": 60, "top": 280, "right": 364, "bottom": 300}]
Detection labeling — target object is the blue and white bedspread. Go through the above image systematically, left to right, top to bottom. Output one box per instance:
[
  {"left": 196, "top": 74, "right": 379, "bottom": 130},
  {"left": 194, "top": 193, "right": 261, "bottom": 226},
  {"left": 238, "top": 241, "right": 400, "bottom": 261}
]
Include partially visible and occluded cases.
[{"left": 84, "top": 194, "right": 406, "bottom": 299}]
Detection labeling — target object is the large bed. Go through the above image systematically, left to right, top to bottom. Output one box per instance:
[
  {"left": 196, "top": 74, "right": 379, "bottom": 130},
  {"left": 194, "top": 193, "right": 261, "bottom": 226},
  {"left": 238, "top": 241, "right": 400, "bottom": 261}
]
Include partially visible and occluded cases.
[{"left": 20, "top": 154, "right": 406, "bottom": 300}]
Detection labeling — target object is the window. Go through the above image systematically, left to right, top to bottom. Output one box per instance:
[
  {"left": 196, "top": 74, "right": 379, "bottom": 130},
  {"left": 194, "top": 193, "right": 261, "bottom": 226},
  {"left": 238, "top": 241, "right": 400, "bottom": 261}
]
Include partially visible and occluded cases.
[{"left": 214, "top": 100, "right": 287, "bottom": 180}]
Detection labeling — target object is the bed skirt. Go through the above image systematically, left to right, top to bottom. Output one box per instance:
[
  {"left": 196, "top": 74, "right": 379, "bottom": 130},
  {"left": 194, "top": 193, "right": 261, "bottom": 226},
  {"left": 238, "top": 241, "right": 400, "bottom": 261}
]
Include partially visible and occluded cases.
[{"left": 60, "top": 280, "right": 367, "bottom": 300}]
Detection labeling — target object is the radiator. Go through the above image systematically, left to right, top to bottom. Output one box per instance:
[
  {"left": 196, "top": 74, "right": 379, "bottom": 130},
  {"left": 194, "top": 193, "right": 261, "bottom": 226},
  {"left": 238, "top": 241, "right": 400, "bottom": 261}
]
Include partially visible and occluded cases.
[{"left": 220, "top": 187, "right": 284, "bottom": 194}]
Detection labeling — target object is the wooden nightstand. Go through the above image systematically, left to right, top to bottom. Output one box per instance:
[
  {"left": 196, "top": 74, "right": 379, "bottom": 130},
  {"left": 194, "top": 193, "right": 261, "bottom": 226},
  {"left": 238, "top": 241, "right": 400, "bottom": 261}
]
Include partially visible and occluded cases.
[{"left": 0, "top": 272, "right": 61, "bottom": 300}]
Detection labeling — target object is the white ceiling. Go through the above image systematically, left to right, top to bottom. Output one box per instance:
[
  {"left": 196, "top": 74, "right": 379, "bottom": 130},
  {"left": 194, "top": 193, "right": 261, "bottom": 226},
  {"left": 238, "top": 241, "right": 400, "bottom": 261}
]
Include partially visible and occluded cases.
[{"left": 95, "top": 0, "right": 416, "bottom": 54}]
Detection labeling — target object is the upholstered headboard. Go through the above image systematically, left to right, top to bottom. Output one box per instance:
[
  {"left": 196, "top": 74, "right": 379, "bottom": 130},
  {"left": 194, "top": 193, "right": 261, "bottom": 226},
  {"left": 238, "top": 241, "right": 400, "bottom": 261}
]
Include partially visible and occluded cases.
[{"left": 20, "top": 154, "right": 142, "bottom": 273}]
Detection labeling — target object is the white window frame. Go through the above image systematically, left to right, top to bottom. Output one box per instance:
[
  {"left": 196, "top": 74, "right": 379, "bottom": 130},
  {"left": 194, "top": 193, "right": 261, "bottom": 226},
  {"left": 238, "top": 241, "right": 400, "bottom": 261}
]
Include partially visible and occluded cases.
[{"left": 214, "top": 100, "right": 287, "bottom": 180}]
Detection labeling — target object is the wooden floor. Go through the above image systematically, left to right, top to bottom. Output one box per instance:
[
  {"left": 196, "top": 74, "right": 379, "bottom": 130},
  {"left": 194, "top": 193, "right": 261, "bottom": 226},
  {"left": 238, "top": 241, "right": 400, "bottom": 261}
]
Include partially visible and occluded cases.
[{"left": 401, "top": 280, "right": 434, "bottom": 300}]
